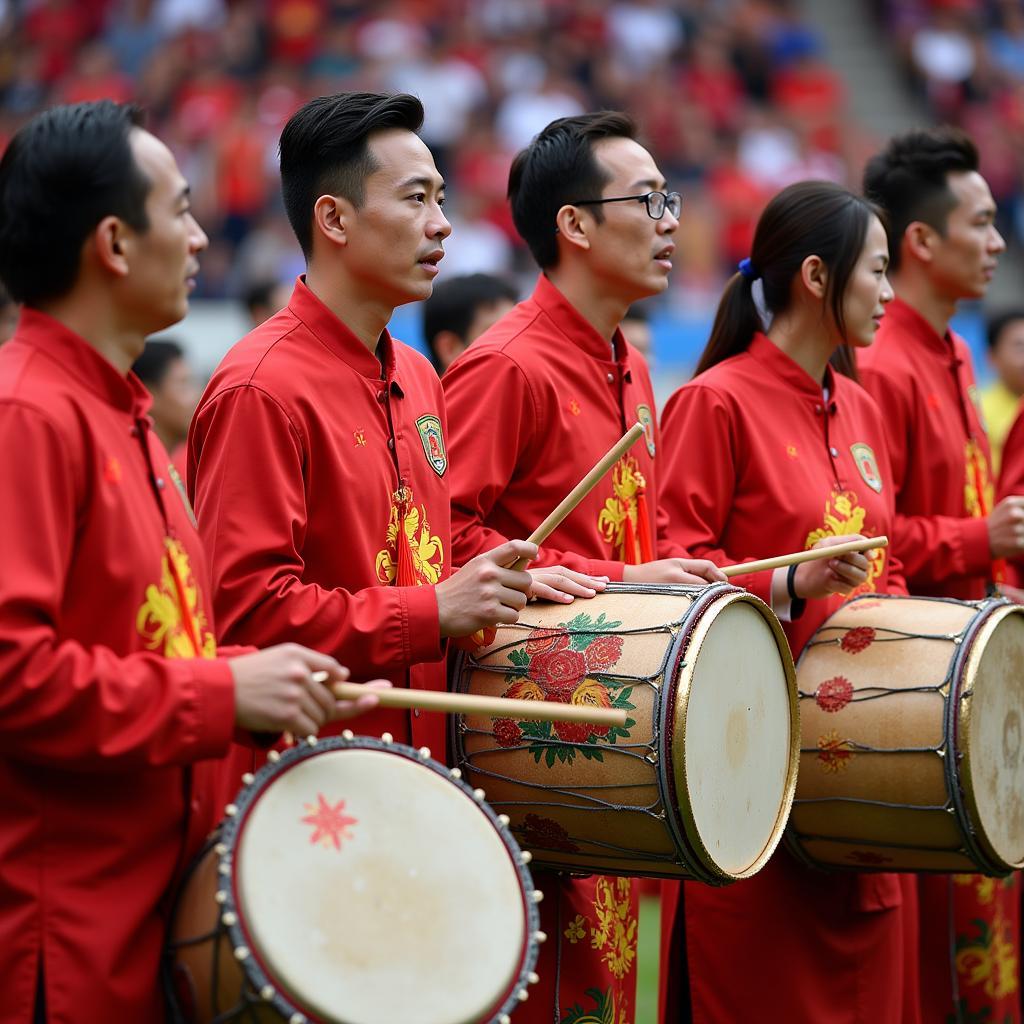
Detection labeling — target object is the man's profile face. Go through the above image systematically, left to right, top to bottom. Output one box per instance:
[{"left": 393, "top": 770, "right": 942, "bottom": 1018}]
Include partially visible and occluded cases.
[
  {"left": 343, "top": 129, "right": 452, "bottom": 310},
  {"left": 119, "top": 130, "right": 208, "bottom": 335},
  {"left": 576, "top": 136, "right": 678, "bottom": 305},
  {"left": 926, "top": 170, "right": 1005, "bottom": 301},
  {"left": 991, "top": 318, "right": 1024, "bottom": 397}
]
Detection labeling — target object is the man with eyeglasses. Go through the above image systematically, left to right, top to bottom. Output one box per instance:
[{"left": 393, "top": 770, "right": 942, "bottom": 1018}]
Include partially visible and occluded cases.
[{"left": 441, "top": 111, "right": 723, "bottom": 1024}]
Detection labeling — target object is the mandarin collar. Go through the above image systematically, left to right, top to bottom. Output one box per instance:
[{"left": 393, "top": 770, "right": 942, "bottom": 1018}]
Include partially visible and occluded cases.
[
  {"left": 531, "top": 274, "right": 633, "bottom": 373},
  {"left": 286, "top": 277, "right": 404, "bottom": 392},
  {"left": 884, "top": 296, "right": 955, "bottom": 358},
  {"left": 13, "top": 307, "right": 150, "bottom": 416},
  {"left": 747, "top": 331, "right": 839, "bottom": 405}
]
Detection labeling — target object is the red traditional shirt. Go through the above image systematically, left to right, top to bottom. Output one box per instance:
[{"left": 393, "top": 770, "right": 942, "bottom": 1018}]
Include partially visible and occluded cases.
[
  {"left": 443, "top": 274, "right": 687, "bottom": 578},
  {"left": 442, "top": 275, "right": 652, "bottom": 1024},
  {"left": 189, "top": 277, "right": 448, "bottom": 757},
  {"left": 858, "top": 297, "right": 995, "bottom": 599},
  {"left": 861, "top": 299, "right": 1020, "bottom": 1024},
  {"left": 0, "top": 310, "right": 236, "bottom": 1024},
  {"left": 657, "top": 332, "right": 917, "bottom": 1024},
  {"left": 998, "top": 399, "right": 1024, "bottom": 586}
]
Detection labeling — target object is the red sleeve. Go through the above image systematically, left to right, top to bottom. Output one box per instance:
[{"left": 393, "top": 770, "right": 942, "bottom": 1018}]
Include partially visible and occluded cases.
[
  {"left": 443, "top": 350, "right": 624, "bottom": 578},
  {"left": 859, "top": 366, "right": 992, "bottom": 584},
  {"left": 657, "top": 384, "right": 772, "bottom": 604},
  {"left": 190, "top": 385, "right": 442, "bottom": 676},
  {"left": 997, "top": 401, "right": 1024, "bottom": 587},
  {"left": 0, "top": 403, "right": 235, "bottom": 769}
]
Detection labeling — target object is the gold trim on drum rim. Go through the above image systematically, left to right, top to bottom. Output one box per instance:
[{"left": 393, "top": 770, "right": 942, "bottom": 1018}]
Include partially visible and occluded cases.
[
  {"left": 668, "top": 590, "right": 800, "bottom": 883},
  {"left": 958, "top": 601, "right": 1024, "bottom": 873}
]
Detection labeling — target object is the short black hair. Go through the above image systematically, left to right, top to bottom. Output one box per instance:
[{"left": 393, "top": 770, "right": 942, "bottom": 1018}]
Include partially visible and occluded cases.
[
  {"left": 279, "top": 92, "right": 425, "bottom": 258},
  {"left": 0, "top": 101, "right": 150, "bottom": 306},
  {"left": 508, "top": 111, "right": 638, "bottom": 269},
  {"left": 863, "top": 126, "right": 979, "bottom": 271},
  {"left": 422, "top": 273, "right": 518, "bottom": 371},
  {"left": 244, "top": 279, "right": 279, "bottom": 316},
  {"left": 623, "top": 303, "right": 650, "bottom": 323},
  {"left": 987, "top": 309, "right": 1024, "bottom": 351},
  {"left": 132, "top": 338, "right": 185, "bottom": 386}
]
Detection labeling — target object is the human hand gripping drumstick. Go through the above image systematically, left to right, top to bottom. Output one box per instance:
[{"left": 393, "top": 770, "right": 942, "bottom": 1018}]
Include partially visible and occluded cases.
[
  {"left": 508, "top": 422, "right": 647, "bottom": 572},
  {"left": 721, "top": 536, "right": 888, "bottom": 578},
  {"left": 317, "top": 671, "right": 626, "bottom": 728}
]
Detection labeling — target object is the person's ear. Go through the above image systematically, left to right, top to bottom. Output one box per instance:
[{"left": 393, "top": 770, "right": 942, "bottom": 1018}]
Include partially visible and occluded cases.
[
  {"left": 313, "top": 194, "right": 352, "bottom": 249},
  {"left": 554, "top": 204, "right": 591, "bottom": 254},
  {"left": 94, "top": 216, "right": 131, "bottom": 277},
  {"left": 904, "top": 221, "right": 936, "bottom": 266},
  {"left": 799, "top": 254, "right": 828, "bottom": 300},
  {"left": 433, "top": 330, "right": 467, "bottom": 373}
]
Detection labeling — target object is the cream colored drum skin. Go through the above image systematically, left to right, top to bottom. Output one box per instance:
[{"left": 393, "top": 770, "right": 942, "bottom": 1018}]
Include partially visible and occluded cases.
[
  {"left": 451, "top": 583, "right": 800, "bottom": 884},
  {"left": 790, "top": 593, "right": 1024, "bottom": 875},
  {"left": 168, "top": 734, "right": 542, "bottom": 1024}
]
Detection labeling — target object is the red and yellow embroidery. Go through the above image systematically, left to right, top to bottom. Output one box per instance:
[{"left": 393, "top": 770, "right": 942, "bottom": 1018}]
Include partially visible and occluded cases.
[
  {"left": 964, "top": 438, "right": 995, "bottom": 519},
  {"left": 597, "top": 456, "right": 652, "bottom": 564},
  {"left": 375, "top": 487, "right": 444, "bottom": 587},
  {"left": 805, "top": 490, "right": 884, "bottom": 597},
  {"left": 136, "top": 537, "right": 216, "bottom": 658},
  {"left": 953, "top": 875, "right": 1019, "bottom": 1002},
  {"left": 590, "top": 876, "right": 637, "bottom": 981}
]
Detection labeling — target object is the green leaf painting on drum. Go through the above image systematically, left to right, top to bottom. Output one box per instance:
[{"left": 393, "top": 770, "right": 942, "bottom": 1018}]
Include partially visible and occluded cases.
[{"left": 491, "top": 614, "right": 636, "bottom": 767}]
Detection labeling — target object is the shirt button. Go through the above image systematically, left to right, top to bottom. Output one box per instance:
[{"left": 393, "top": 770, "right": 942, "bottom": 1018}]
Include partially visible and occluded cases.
[
  {"left": 606, "top": 372, "right": 615, "bottom": 384},
  {"left": 377, "top": 392, "right": 386, "bottom": 403},
  {"left": 814, "top": 404, "right": 823, "bottom": 415},
  {"left": 130, "top": 426, "right": 139, "bottom": 437},
  {"left": 387, "top": 438, "right": 395, "bottom": 450},
  {"left": 829, "top": 447, "right": 839, "bottom": 458},
  {"left": 155, "top": 477, "right": 166, "bottom": 489},
  {"left": 413, "top": 708, "right": 420, "bottom": 718}
]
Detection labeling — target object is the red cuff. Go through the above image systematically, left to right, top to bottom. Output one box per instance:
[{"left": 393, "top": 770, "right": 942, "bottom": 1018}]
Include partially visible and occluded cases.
[
  {"left": 960, "top": 516, "right": 994, "bottom": 576},
  {"left": 587, "top": 559, "right": 625, "bottom": 582},
  {"left": 723, "top": 568, "right": 773, "bottom": 605},
  {"left": 402, "top": 584, "right": 444, "bottom": 664},
  {"left": 187, "top": 658, "right": 237, "bottom": 760}
]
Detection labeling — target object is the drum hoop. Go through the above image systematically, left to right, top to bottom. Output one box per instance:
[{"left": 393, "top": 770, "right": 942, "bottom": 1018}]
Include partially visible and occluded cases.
[
  {"left": 666, "top": 588, "right": 800, "bottom": 882},
  {"left": 956, "top": 600, "right": 1023, "bottom": 874},
  {"left": 209, "top": 734, "right": 541, "bottom": 1024}
]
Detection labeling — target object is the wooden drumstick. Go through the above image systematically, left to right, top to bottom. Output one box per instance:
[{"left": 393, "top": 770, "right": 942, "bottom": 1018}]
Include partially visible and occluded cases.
[
  {"left": 508, "top": 422, "right": 647, "bottom": 572},
  {"left": 720, "top": 536, "right": 888, "bottom": 578},
  {"left": 316, "top": 673, "right": 627, "bottom": 727}
]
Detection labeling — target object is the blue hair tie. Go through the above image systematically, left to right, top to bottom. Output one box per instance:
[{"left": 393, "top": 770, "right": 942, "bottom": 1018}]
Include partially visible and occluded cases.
[{"left": 738, "top": 257, "right": 756, "bottom": 280}]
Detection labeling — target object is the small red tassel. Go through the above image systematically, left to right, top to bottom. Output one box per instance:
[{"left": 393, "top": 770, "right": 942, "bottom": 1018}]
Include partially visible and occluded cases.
[
  {"left": 636, "top": 488, "right": 654, "bottom": 564},
  {"left": 622, "top": 498, "right": 640, "bottom": 565},
  {"left": 396, "top": 514, "right": 419, "bottom": 587}
]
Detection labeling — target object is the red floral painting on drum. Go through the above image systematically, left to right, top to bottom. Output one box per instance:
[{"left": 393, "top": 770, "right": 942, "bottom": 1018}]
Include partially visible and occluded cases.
[
  {"left": 492, "top": 613, "right": 635, "bottom": 768},
  {"left": 840, "top": 626, "right": 876, "bottom": 654},
  {"left": 815, "top": 676, "right": 854, "bottom": 713},
  {"left": 817, "top": 730, "right": 855, "bottom": 773},
  {"left": 300, "top": 794, "right": 358, "bottom": 851},
  {"left": 520, "top": 812, "right": 580, "bottom": 853},
  {"left": 846, "top": 850, "right": 893, "bottom": 866}
]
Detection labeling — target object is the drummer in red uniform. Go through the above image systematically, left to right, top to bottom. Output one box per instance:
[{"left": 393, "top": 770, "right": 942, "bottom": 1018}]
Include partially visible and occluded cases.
[
  {"left": 188, "top": 93, "right": 600, "bottom": 781},
  {"left": 0, "top": 101, "right": 379, "bottom": 1024},
  {"left": 442, "top": 111, "right": 725, "bottom": 1024},
  {"left": 860, "top": 126, "right": 1021, "bottom": 1024},
  {"left": 657, "top": 180, "right": 919, "bottom": 1022}
]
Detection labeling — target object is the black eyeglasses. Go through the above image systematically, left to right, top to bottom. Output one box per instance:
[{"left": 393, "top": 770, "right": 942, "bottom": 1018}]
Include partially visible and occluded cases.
[{"left": 571, "top": 190, "right": 682, "bottom": 221}]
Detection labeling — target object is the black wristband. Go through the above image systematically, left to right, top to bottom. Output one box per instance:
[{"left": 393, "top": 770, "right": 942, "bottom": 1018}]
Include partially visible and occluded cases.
[
  {"left": 786, "top": 562, "right": 806, "bottom": 619},
  {"left": 786, "top": 563, "right": 800, "bottom": 601}
]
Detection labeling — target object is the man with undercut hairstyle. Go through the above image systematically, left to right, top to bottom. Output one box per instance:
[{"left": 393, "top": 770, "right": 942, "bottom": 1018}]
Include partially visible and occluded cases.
[
  {"left": 189, "top": 93, "right": 601, "bottom": 795},
  {"left": 0, "top": 100, "right": 371, "bottom": 1024},
  {"left": 442, "top": 111, "right": 726, "bottom": 1024},
  {"left": 861, "top": 125, "right": 1022, "bottom": 1024}
]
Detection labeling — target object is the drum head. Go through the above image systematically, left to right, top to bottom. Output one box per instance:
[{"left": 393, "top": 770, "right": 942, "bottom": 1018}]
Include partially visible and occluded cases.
[
  {"left": 677, "top": 597, "right": 797, "bottom": 877},
  {"left": 964, "top": 606, "right": 1024, "bottom": 870},
  {"left": 235, "top": 748, "right": 528, "bottom": 1024}
]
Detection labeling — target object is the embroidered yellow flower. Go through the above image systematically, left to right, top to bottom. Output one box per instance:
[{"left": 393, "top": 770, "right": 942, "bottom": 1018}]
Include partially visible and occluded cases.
[
  {"left": 964, "top": 438, "right": 995, "bottom": 519},
  {"left": 597, "top": 457, "right": 645, "bottom": 557},
  {"left": 805, "top": 490, "right": 884, "bottom": 596},
  {"left": 375, "top": 501, "right": 444, "bottom": 585},
  {"left": 136, "top": 537, "right": 216, "bottom": 659},
  {"left": 589, "top": 877, "right": 637, "bottom": 980},
  {"left": 954, "top": 899, "right": 1019, "bottom": 1000},
  {"left": 564, "top": 914, "right": 588, "bottom": 944}
]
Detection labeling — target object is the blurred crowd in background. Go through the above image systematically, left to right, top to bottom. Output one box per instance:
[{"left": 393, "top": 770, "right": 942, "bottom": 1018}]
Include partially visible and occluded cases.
[{"left": 0, "top": 0, "right": 1023, "bottom": 364}]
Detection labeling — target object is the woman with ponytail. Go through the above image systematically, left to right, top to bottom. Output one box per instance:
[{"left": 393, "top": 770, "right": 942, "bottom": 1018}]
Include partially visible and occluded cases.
[{"left": 658, "top": 181, "right": 920, "bottom": 1022}]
